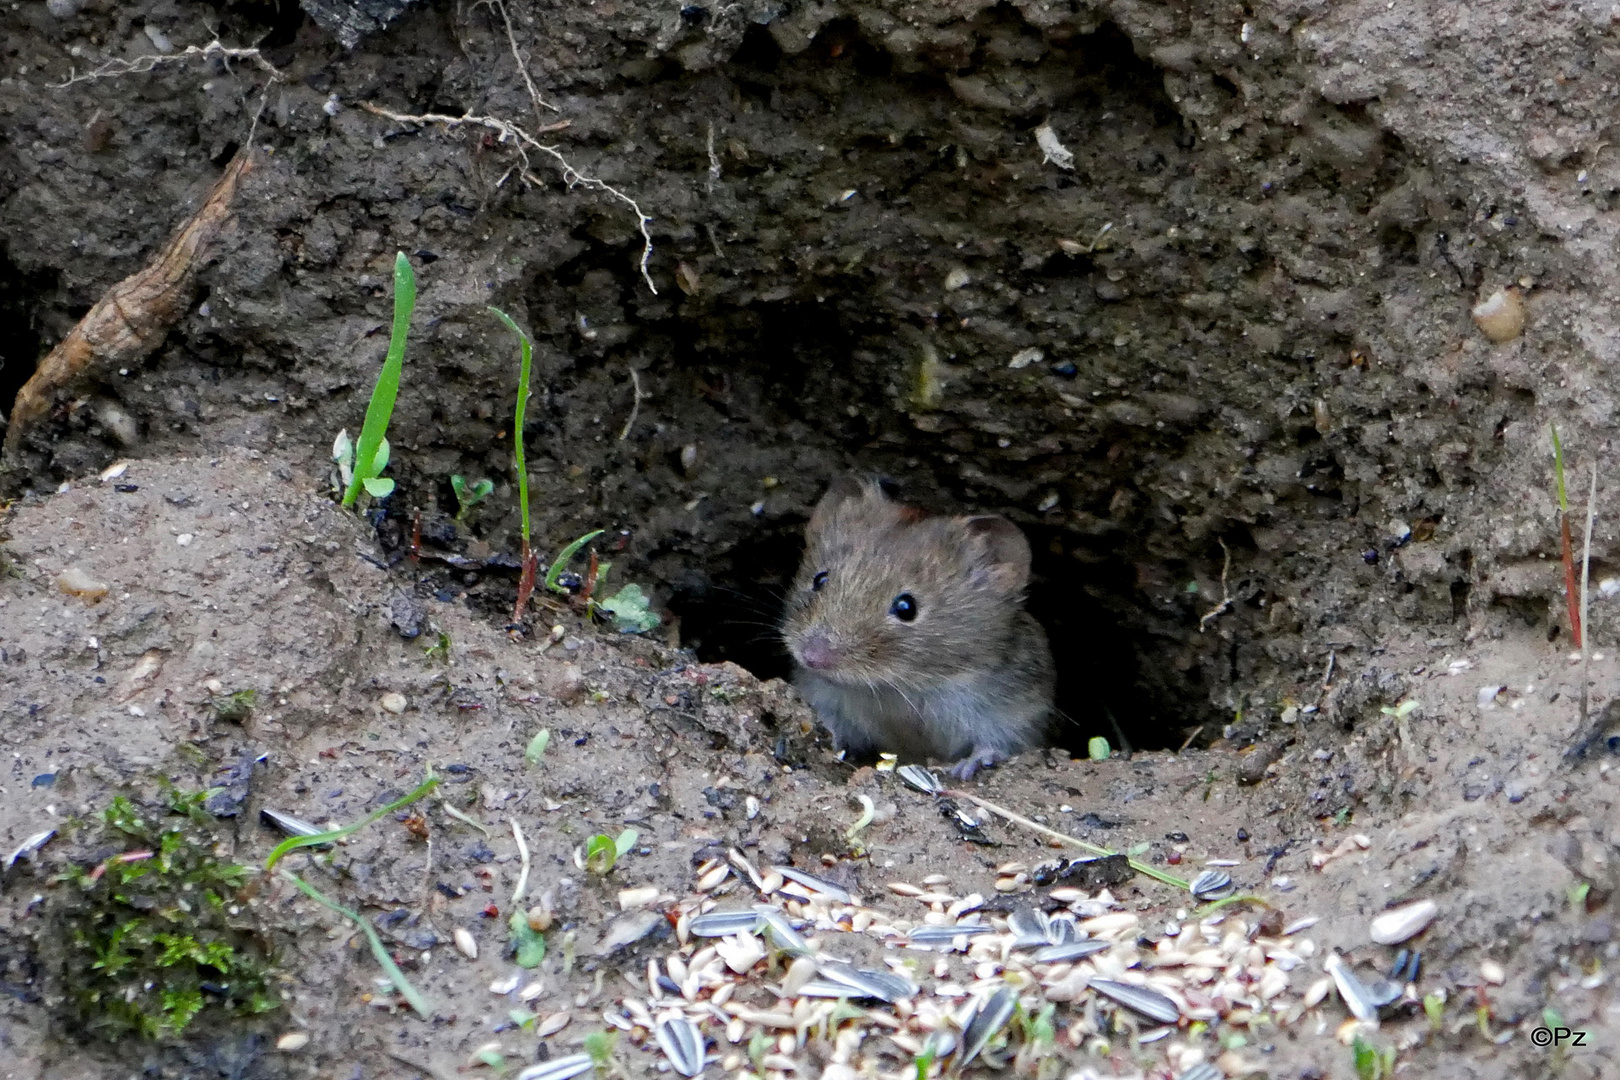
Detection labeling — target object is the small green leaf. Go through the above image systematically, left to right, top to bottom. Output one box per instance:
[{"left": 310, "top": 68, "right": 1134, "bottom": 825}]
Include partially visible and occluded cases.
[
  {"left": 332, "top": 429, "right": 354, "bottom": 467},
  {"left": 368, "top": 436, "right": 391, "bottom": 476},
  {"left": 450, "top": 474, "right": 468, "bottom": 501},
  {"left": 362, "top": 477, "right": 395, "bottom": 498},
  {"left": 471, "top": 478, "right": 494, "bottom": 501},
  {"left": 545, "top": 530, "right": 606, "bottom": 594},
  {"left": 598, "top": 583, "right": 660, "bottom": 633},
  {"left": 525, "top": 729, "right": 551, "bottom": 764},
  {"left": 1087, "top": 736, "right": 1111, "bottom": 761},
  {"left": 614, "top": 828, "right": 639, "bottom": 857},
  {"left": 585, "top": 834, "right": 617, "bottom": 875},
  {"left": 1126, "top": 841, "right": 1151, "bottom": 857},
  {"left": 1568, "top": 880, "right": 1591, "bottom": 909},
  {"left": 509, "top": 910, "right": 547, "bottom": 968},
  {"left": 1423, "top": 992, "right": 1444, "bottom": 1030},
  {"left": 510, "top": 1007, "right": 537, "bottom": 1029},
  {"left": 583, "top": 1030, "right": 618, "bottom": 1068},
  {"left": 1351, "top": 1034, "right": 1379, "bottom": 1080},
  {"left": 475, "top": 1046, "right": 505, "bottom": 1069}
]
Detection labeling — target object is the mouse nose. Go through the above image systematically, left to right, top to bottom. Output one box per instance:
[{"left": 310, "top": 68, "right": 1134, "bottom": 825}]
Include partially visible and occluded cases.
[{"left": 799, "top": 631, "right": 838, "bottom": 671}]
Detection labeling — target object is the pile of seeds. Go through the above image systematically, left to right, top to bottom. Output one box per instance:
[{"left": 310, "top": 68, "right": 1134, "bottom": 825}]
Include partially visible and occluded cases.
[{"left": 512, "top": 834, "right": 1356, "bottom": 1079}]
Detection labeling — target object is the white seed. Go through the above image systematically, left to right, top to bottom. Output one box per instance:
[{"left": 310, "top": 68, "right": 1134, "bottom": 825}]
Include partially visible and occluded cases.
[
  {"left": 380, "top": 692, "right": 408, "bottom": 714},
  {"left": 887, "top": 881, "right": 925, "bottom": 896},
  {"left": 619, "top": 885, "right": 661, "bottom": 910},
  {"left": 1369, "top": 900, "right": 1437, "bottom": 945},
  {"left": 453, "top": 927, "right": 478, "bottom": 959},
  {"left": 1480, "top": 960, "right": 1505, "bottom": 985},
  {"left": 490, "top": 973, "right": 521, "bottom": 995},
  {"left": 520, "top": 980, "right": 546, "bottom": 1001},
  {"left": 537, "top": 1011, "right": 571, "bottom": 1037},
  {"left": 275, "top": 1032, "right": 310, "bottom": 1051}
]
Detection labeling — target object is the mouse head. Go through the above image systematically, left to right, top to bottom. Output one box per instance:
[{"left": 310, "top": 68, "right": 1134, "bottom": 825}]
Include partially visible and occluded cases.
[{"left": 781, "top": 477, "right": 1032, "bottom": 686}]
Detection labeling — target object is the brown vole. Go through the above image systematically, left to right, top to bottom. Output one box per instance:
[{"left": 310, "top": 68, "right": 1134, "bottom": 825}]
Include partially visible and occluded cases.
[{"left": 780, "top": 477, "right": 1055, "bottom": 779}]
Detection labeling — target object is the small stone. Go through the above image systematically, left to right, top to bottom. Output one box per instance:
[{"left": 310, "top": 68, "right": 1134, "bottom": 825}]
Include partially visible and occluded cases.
[
  {"left": 944, "top": 267, "right": 972, "bottom": 291},
  {"left": 1472, "top": 287, "right": 1525, "bottom": 343},
  {"left": 380, "top": 692, "right": 408, "bottom": 714},
  {"left": 1480, "top": 959, "right": 1505, "bottom": 985}
]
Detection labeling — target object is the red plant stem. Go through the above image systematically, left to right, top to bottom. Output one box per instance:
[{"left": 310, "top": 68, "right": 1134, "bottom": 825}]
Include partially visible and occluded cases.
[
  {"left": 1561, "top": 512, "right": 1582, "bottom": 648},
  {"left": 512, "top": 540, "right": 537, "bottom": 624}
]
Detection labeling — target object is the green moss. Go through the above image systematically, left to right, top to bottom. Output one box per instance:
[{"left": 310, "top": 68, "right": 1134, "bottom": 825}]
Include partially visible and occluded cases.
[{"left": 52, "top": 788, "right": 279, "bottom": 1040}]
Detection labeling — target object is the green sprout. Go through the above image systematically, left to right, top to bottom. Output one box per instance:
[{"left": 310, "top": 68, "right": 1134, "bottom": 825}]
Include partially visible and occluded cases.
[
  {"left": 338, "top": 252, "right": 416, "bottom": 507},
  {"left": 490, "top": 308, "right": 541, "bottom": 619},
  {"left": 450, "top": 475, "right": 494, "bottom": 524},
  {"left": 545, "top": 529, "right": 606, "bottom": 595},
  {"left": 596, "top": 582, "right": 660, "bottom": 633},
  {"left": 423, "top": 631, "right": 451, "bottom": 664},
  {"left": 525, "top": 728, "right": 551, "bottom": 765},
  {"left": 1087, "top": 736, "right": 1111, "bottom": 761},
  {"left": 584, "top": 828, "right": 639, "bottom": 875},
  {"left": 509, "top": 909, "right": 547, "bottom": 968},
  {"left": 583, "top": 1030, "right": 619, "bottom": 1070},
  {"left": 1351, "top": 1034, "right": 1395, "bottom": 1080}
]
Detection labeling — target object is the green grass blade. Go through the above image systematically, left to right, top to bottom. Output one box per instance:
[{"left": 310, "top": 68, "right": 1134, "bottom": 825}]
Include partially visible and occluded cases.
[
  {"left": 343, "top": 252, "right": 416, "bottom": 507},
  {"left": 489, "top": 308, "right": 534, "bottom": 546},
  {"left": 545, "top": 530, "right": 606, "bottom": 594},
  {"left": 265, "top": 772, "right": 439, "bottom": 871},
  {"left": 280, "top": 870, "right": 433, "bottom": 1017}
]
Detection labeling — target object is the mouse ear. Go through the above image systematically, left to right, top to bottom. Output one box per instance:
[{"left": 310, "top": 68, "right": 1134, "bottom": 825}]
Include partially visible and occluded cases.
[
  {"left": 808, "top": 475, "right": 881, "bottom": 531},
  {"left": 960, "top": 515, "right": 1032, "bottom": 594}
]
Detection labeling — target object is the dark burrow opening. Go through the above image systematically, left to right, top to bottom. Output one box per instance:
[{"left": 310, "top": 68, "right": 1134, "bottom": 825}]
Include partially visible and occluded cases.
[
  {"left": 0, "top": 244, "right": 52, "bottom": 419},
  {"left": 666, "top": 504, "right": 1198, "bottom": 755}
]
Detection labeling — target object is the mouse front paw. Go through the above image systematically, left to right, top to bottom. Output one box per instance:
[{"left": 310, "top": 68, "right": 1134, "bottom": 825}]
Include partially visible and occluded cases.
[{"left": 948, "top": 747, "right": 1007, "bottom": 781}]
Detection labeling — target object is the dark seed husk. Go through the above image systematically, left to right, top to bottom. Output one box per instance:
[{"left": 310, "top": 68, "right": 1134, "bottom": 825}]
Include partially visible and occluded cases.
[
  {"left": 898, "top": 765, "right": 943, "bottom": 795},
  {"left": 260, "top": 808, "right": 325, "bottom": 839},
  {"left": 771, "top": 866, "right": 853, "bottom": 904},
  {"left": 1189, "top": 869, "right": 1234, "bottom": 901},
  {"left": 753, "top": 904, "right": 813, "bottom": 956},
  {"left": 1007, "top": 909, "right": 1049, "bottom": 947},
  {"left": 689, "top": 910, "right": 763, "bottom": 938},
  {"left": 1043, "top": 912, "right": 1078, "bottom": 944},
  {"left": 906, "top": 923, "right": 993, "bottom": 946},
  {"left": 1032, "top": 940, "right": 1110, "bottom": 963},
  {"left": 817, "top": 959, "right": 918, "bottom": 1002},
  {"left": 1090, "top": 979, "right": 1181, "bottom": 1025},
  {"left": 958, "top": 985, "right": 1018, "bottom": 1066},
  {"left": 655, "top": 1016, "right": 706, "bottom": 1077},
  {"left": 514, "top": 1054, "right": 595, "bottom": 1080}
]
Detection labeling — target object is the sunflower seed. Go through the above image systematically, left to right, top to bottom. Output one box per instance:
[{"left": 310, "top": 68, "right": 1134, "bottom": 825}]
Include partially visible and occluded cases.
[
  {"left": 898, "top": 765, "right": 943, "bottom": 795},
  {"left": 259, "top": 809, "right": 325, "bottom": 840},
  {"left": 4, "top": 829, "right": 55, "bottom": 869},
  {"left": 771, "top": 866, "right": 852, "bottom": 904},
  {"left": 1189, "top": 869, "right": 1234, "bottom": 901},
  {"left": 753, "top": 904, "right": 812, "bottom": 956},
  {"left": 1008, "top": 909, "right": 1049, "bottom": 947},
  {"left": 689, "top": 910, "right": 762, "bottom": 938},
  {"left": 1043, "top": 913, "right": 1078, "bottom": 944},
  {"left": 906, "top": 924, "right": 992, "bottom": 946},
  {"left": 453, "top": 927, "right": 478, "bottom": 959},
  {"left": 1033, "top": 940, "right": 1111, "bottom": 963},
  {"left": 1323, "top": 952, "right": 1380, "bottom": 1022},
  {"left": 816, "top": 960, "right": 918, "bottom": 1002},
  {"left": 1090, "top": 979, "right": 1180, "bottom": 1025},
  {"left": 958, "top": 985, "right": 1017, "bottom": 1066},
  {"left": 536, "top": 1011, "right": 571, "bottom": 1037},
  {"left": 656, "top": 1016, "right": 706, "bottom": 1077},
  {"left": 515, "top": 1053, "right": 594, "bottom": 1080},
  {"left": 1178, "top": 1064, "right": 1223, "bottom": 1080}
]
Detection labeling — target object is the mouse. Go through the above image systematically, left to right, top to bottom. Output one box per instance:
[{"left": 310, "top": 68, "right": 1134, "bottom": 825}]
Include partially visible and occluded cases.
[{"left": 780, "top": 476, "right": 1056, "bottom": 780}]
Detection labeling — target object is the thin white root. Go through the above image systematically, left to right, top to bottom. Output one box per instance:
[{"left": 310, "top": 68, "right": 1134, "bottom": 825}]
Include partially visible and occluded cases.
[
  {"left": 54, "top": 38, "right": 284, "bottom": 87},
  {"left": 362, "top": 103, "right": 658, "bottom": 294},
  {"left": 618, "top": 367, "right": 649, "bottom": 441}
]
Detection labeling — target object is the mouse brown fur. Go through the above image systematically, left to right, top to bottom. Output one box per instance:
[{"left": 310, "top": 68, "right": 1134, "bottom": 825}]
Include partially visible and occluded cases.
[{"left": 780, "top": 477, "right": 1055, "bottom": 779}]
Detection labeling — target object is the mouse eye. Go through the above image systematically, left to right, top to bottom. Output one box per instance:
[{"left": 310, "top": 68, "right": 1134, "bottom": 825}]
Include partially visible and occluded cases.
[
  {"left": 811, "top": 570, "right": 829, "bottom": 592},
  {"left": 889, "top": 593, "right": 918, "bottom": 622}
]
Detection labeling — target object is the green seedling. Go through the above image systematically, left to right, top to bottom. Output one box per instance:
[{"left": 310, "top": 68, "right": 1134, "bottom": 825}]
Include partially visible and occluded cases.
[
  {"left": 338, "top": 252, "right": 416, "bottom": 508},
  {"left": 490, "top": 308, "right": 540, "bottom": 620},
  {"left": 450, "top": 474, "right": 494, "bottom": 524},
  {"left": 545, "top": 529, "right": 606, "bottom": 595},
  {"left": 597, "top": 582, "right": 660, "bottom": 633},
  {"left": 423, "top": 630, "right": 451, "bottom": 664},
  {"left": 209, "top": 687, "right": 257, "bottom": 723},
  {"left": 525, "top": 728, "right": 551, "bottom": 765},
  {"left": 1087, "top": 736, "right": 1110, "bottom": 761},
  {"left": 268, "top": 771, "right": 439, "bottom": 1018},
  {"left": 54, "top": 789, "right": 279, "bottom": 1040},
  {"left": 584, "top": 828, "right": 639, "bottom": 875},
  {"left": 1569, "top": 880, "right": 1592, "bottom": 910},
  {"left": 509, "top": 909, "right": 547, "bottom": 968},
  {"left": 1424, "top": 992, "right": 1445, "bottom": 1031},
  {"left": 583, "top": 1030, "right": 619, "bottom": 1070},
  {"left": 475, "top": 1046, "right": 506, "bottom": 1070}
]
